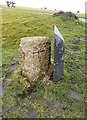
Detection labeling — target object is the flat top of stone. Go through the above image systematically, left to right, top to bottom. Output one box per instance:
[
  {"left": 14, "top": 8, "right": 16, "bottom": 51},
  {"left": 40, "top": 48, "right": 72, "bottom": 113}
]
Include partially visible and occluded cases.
[
  {"left": 20, "top": 36, "right": 50, "bottom": 48},
  {"left": 21, "top": 36, "right": 49, "bottom": 42}
]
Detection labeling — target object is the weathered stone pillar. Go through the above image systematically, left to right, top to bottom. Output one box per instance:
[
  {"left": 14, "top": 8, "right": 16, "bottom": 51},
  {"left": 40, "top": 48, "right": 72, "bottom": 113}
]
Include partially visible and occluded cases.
[{"left": 19, "top": 36, "right": 51, "bottom": 81}]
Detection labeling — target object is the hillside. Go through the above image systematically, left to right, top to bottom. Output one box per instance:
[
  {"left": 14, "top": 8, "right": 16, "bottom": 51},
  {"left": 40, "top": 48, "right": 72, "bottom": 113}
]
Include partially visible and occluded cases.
[{"left": 1, "top": 6, "right": 86, "bottom": 118}]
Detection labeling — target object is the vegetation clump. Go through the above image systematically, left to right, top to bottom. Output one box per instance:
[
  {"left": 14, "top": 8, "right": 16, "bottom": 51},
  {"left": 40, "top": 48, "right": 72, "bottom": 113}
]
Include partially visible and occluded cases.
[{"left": 53, "top": 11, "right": 78, "bottom": 19}]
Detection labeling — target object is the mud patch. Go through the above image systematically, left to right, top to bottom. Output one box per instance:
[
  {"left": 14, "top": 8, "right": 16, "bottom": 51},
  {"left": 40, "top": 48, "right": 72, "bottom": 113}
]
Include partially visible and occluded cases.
[
  {"left": 2, "top": 60, "right": 19, "bottom": 77},
  {"left": 7, "top": 60, "right": 19, "bottom": 73},
  {"left": 68, "top": 90, "right": 81, "bottom": 101},
  {"left": 2, "top": 105, "right": 18, "bottom": 116},
  {"left": 27, "top": 109, "right": 37, "bottom": 118}
]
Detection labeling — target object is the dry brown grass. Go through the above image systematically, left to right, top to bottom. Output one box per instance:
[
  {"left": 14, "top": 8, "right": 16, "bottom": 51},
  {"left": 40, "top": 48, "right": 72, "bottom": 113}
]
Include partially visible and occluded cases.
[
  {"left": 1, "top": 4, "right": 55, "bottom": 13},
  {"left": 76, "top": 13, "right": 86, "bottom": 18}
]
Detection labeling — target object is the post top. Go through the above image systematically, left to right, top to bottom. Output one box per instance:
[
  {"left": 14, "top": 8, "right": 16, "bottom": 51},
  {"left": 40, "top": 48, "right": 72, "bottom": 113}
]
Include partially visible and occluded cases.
[{"left": 21, "top": 36, "right": 50, "bottom": 42}]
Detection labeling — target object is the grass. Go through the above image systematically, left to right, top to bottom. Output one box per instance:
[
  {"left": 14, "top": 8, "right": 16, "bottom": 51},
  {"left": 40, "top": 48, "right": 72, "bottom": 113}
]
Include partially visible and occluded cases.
[
  {"left": 1, "top": 5, "right": 86, "bottom": 118},
  {"left": 76, "top": 13, "right": 86, "bottom": 18}
]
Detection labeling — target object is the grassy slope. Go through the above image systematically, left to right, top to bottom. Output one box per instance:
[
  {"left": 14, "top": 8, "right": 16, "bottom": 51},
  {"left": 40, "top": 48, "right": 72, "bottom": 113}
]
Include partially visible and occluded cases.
[{"left": 2, "top": 6, "right": 86, "bottom": 118}]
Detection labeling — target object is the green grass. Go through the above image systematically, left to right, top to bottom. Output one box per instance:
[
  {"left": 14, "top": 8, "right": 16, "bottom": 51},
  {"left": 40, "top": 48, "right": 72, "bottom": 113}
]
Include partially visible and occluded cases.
[{"left": 1, "top": 6, "right": 86, "bottom": 118}]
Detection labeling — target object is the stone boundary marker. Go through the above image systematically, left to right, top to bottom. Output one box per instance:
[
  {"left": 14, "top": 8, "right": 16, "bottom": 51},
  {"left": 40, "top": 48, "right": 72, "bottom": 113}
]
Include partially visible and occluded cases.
[{"left": 19, "top": 36, "right": 51, "bottom": 82}]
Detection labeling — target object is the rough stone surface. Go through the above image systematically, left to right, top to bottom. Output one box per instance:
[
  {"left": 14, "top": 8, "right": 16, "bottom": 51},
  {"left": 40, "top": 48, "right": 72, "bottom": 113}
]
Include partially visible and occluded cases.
[{"left": 19, "top": 36, "right": 51, "bottom": 81}]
